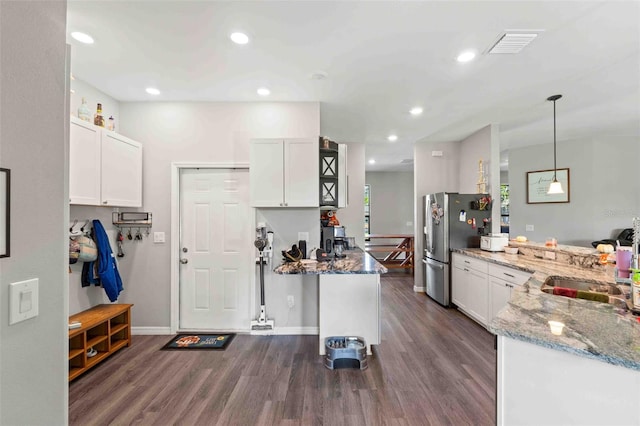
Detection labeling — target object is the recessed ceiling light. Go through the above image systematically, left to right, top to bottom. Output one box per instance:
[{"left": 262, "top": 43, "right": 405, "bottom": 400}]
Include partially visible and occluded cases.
[
  {"left": 71, "top": 32, "right": 94, "bottom": 44},
  {"left": 230, "top": 32, "right": 249, "bottom": 45},
  {"left": 457, "top": 50, "right": 476, "bottom": 63},
  {"left": 145, "top": 87, "right": 160, "bottom": 95},
  {"left": 257, "top": 87, "right": 270, "bottom": 96},
  {"left": 410, "top": 107, "right": 423, "bottom": 116},
  {"left": 388, "top": 135, "right": 398, "bottom": 142},
  {"left": 368, "top": 159, "right": 376, "bottom": 164}
]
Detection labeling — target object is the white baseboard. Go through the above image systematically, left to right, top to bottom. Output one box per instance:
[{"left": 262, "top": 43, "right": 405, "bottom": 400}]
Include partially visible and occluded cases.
[
  {"left": 413, "top": 285, "right": 426, "bottom": 293},
  {"left": 132, "top": 326, "right": 172, "bottom": 335},
  {"left": 132, "top": 326, "right": 319, "bottom": 335},
  {"left": 275, "top": 326, "right": 318, "bottom": 335}
]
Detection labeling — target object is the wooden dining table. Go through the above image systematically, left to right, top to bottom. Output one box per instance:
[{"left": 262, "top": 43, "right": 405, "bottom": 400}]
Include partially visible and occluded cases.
[{"left": 364, "top": 234, "right": 414, "bottom": 273}]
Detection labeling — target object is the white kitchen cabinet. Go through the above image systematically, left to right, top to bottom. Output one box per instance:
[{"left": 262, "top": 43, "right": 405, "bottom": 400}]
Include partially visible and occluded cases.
[
  {"left": 69, "top": 117, "right": 143, "bottom": 207},
  {"left": 69, "top": 118, "right": 101, "bottom": 205},
  {"left": 100, "top": 131, "right": 143, "bottom": 207},
  {"left": 250, "top": 138, "right": 318, "bottom": 207},
  {"left": 452, "top": 253, "right": 489, "bottom": 326},
  {"left": 452, "top": 253, "right": 532, "bottom": 327},
  {"left": 451, "top": 262, "right": 468, "bottom": 310},
  {"left": 488, "top": 263, "right": 532, "bottom": 322},
  {"left": 489, "top": 276, "right": 513, "bottom": 322}
]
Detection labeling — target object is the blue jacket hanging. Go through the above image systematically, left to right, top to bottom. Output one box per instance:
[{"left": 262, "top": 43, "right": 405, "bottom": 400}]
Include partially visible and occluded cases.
[{"left": 83, "top": 219, "right": 123, "bottom": 302}]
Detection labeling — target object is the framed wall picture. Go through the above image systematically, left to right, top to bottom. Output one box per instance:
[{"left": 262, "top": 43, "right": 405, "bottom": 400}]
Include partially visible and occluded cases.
[
  {"left": 0, "top": 168, "right": 9, "bottom": 257},
  {"left": 526, "top": 168, "right": 570, "bottom": 204}
]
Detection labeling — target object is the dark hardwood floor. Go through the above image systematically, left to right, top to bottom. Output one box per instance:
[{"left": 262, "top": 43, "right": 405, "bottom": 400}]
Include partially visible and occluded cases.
[{"left": 69, "top": 272, "right": 496, "bottom": 425}]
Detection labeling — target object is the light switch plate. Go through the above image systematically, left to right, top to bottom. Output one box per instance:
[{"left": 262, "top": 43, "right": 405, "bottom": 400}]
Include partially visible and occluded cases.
[
  {"left": 525, "top": 224, "right": 534, "bottom": 232},
  {"left": 153, "top": 232, "right": 165, "bottom": 243},
  {"left": 9, "top": 278, "right": 39, "bottom": 325}
]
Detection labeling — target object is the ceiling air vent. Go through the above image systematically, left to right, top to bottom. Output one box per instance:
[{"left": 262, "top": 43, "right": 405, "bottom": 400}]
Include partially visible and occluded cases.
[{"left": 488, "top": 32, "right": 539, "bottom": 54}]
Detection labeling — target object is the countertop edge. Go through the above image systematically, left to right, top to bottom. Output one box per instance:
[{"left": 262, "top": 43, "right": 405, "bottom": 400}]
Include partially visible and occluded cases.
[{"left": 454, "top": 248, "right": 640, "bottom": 372}]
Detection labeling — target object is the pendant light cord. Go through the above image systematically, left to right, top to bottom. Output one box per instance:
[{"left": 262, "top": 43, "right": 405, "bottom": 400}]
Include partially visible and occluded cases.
[
  {"left": 547, "top": 94, "right": 562, "bottom": 181},
  {"left": 553, "top": 99, "right": 557, "bottom": 180}
]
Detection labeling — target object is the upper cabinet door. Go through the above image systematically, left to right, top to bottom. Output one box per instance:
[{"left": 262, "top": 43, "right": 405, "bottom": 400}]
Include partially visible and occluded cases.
[
  {"left": 69, "top": 117, "right": 101, "bottom": 205},
  {"left": 101, "top": 131, "right": 143, "bottom": 207},
  {"left": 284, "top": 138, "right": 318, "bottom": 207},
  {"left": 250, "top": 139, "right": 285, "bottom": 207}
]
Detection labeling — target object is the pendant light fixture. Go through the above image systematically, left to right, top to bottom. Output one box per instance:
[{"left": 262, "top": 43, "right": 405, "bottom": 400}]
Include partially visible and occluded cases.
[{"left": 546, "top": 94, "right": 564, "bottom": 194}]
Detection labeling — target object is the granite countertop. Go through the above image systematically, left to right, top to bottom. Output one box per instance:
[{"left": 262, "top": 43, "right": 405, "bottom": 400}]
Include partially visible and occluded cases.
[
  {"left": 274, "top": 248, "right": 388, "bottom": 275},
  {"left": 455, "top": 248, "right": 640, "bottom": 371}
]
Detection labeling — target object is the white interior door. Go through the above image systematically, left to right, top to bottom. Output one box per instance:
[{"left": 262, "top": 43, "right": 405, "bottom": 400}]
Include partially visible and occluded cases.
[{"left": 179, "top": 168, "right": 251, "bottom": 331}]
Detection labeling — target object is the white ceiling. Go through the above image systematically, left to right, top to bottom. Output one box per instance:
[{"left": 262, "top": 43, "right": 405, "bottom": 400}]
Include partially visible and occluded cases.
[{"left": 67, "top": 1, "right": 640, "bottom": 172}]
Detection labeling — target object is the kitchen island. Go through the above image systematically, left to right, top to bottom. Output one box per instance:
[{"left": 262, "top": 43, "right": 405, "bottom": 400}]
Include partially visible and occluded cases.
[
  {"left": 456, "top": 245, "right": 640, "bottom": 425},
  {"left": 275, "top": 248, "right": 387, "bottom": 355}
]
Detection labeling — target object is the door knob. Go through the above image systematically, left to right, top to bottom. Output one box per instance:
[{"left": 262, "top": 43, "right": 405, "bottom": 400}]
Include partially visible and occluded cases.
[{"left": 180, "top": 258, "right": 188, "bottom": 264}]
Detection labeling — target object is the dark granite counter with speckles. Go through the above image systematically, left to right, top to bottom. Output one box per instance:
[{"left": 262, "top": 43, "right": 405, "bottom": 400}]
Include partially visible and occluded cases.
[
  {"left": 455, "top": 247, "right": 640, "bottom": 371},
  {"left": 274, "top": 248, "right": 388, "bottom": 275}
]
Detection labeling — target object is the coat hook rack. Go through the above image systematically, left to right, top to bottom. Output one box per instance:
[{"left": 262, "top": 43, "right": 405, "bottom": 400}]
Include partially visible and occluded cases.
[{"left": 112, "top": 212, "right": 152, "bottom": 229}]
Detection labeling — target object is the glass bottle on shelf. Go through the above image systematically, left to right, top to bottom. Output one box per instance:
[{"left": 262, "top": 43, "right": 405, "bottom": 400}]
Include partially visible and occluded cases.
[
  {"left": 78, "top": 97, "right": 91, "bottom": 122},
  {"left": 94, "top": 103, "right": 105, "bottom": 127},
  {"left": 107, "top": 116, "right": 115, "bottom": 131}
]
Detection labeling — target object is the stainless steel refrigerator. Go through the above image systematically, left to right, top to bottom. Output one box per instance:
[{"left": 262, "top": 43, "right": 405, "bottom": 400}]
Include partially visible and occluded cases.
[{"left": 423, "top": 192, "right": 492, "bottom": 306}]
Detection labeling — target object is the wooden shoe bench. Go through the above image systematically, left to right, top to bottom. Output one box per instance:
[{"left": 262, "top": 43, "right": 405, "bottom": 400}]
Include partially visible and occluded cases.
[{"left": 68, "top": 304, "right": 133, "bottom": 381}]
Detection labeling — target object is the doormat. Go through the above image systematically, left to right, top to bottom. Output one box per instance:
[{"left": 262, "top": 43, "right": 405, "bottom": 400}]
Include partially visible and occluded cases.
[{"left": 160, "top": 333, "right": 235, "bottom": 350}]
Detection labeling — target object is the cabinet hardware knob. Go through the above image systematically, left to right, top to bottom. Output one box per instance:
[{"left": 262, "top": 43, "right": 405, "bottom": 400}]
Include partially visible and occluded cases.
[{"left": 180, "top": 258, "right": 188, "bottom": 264}]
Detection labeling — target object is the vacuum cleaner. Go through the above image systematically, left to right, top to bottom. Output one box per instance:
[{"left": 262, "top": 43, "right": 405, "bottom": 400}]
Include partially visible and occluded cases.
[{"left": 251, "top": 226, "right": 275, "bottom": 334}]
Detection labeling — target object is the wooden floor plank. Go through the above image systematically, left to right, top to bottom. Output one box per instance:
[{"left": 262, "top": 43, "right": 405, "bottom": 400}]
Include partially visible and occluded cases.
[{"left": 69, "top": 272, "right": 496, "bottom": 425}]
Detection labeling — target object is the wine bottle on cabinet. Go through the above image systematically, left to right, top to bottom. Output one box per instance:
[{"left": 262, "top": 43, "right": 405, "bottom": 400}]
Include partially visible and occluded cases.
[
  {"left": 77, "top": 97, "right": 91, "bottom": 122},
  {"left": 94, "top": 103, "right": 105, "bottom": 127}
]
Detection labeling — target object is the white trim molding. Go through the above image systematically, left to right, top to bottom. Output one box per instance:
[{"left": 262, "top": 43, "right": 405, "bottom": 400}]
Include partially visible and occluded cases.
[
  {"left": 413, "top": 285, "right": 426, "bottom": 293},
  {"left": 275, "top": 327, "right": 319, "bottom": 335}
]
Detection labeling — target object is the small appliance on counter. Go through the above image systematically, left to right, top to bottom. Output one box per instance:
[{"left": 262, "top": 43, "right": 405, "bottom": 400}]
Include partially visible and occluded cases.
[
  {"left": 321, "top": 225, "right": 345, "bottom": 255},
  {"left": 480, "top": 233, "right": 509, "bottom": 252}
]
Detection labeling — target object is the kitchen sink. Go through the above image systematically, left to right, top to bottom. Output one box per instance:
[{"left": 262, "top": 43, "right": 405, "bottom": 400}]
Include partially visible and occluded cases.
[
  {"left": 540, "top": 276, "right": 629, "bottom": 310},
  {"left": 541, "top": 277, "right": 622, "bottom": 295}
]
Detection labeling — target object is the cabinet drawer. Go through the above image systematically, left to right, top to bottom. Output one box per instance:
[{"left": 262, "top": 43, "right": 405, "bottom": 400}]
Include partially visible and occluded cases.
[
  {"left": 452, "top": 253, "right": 488, "bottom": 274},
  {"left": 488, "top": 263, "right": 531, "bottom": 286}
]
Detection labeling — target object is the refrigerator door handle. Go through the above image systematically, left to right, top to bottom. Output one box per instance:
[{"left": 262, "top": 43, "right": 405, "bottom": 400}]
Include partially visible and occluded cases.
[{"left": 422, "top": 258, "right": 444, "bottom": 269}]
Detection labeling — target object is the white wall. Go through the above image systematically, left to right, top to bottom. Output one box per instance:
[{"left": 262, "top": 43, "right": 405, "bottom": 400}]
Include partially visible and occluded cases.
[
  {"left": 0, "top": 1, "right": 68, "bottom": 424},
  {"left": 70, "top": 77, "right": 120, "bottom": 127},
  {"left": 68, "top": 81, "right": 122, "bottom": 315},
  {"left": 117, "top": 102, "right": 320, "bottom": 328},
  {"left": 459, "top": 124, "right": 501, "bottom": 231},
  {"left": 459, "top": 125, "right": 491, "bottom": 194},
  {"left": 413, "top": 126, "right": 498, "bottom": 291},
  {"left": 509, "top": 135, "right": 640, "bottom": 246},
  {"left": 413, "top": 141, "right": 461, "bottom": 290},
  {"left": 338, "top": 143, "right": 366, "bottom": 249},
  {"left": 365, "top": 171, "right": 414, "bottom": 235}
]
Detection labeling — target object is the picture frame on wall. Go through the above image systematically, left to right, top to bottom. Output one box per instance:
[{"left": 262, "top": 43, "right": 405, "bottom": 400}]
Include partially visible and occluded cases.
[
  {"left": 0, "top": 168, "right": 10, "bottom": 258},
  {"left": 526, "top": 168, "right": 570, "bottom": 204}
]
